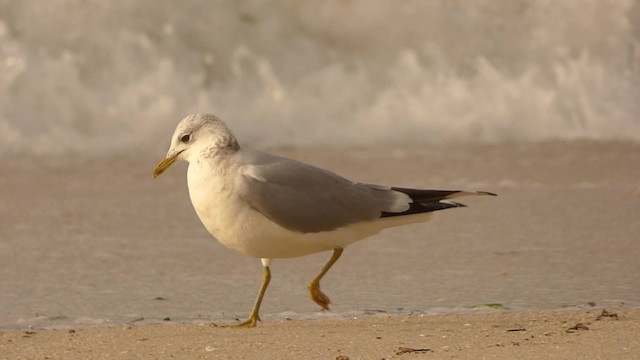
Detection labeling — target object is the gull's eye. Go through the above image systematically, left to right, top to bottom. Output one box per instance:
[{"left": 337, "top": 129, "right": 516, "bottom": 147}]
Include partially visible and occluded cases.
[{"left": 180, "top": 133, "right": 191, "bottom": 143}]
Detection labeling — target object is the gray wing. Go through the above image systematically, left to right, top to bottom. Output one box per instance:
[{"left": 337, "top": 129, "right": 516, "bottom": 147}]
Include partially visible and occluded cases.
[{"left": 236, "top": 151, "right": 410, "bottom": 233}]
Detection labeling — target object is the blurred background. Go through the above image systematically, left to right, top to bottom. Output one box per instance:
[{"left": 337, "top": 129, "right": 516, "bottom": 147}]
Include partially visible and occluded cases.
[{"left": 0, "top": 0, "right": 639, "bottom": 155}]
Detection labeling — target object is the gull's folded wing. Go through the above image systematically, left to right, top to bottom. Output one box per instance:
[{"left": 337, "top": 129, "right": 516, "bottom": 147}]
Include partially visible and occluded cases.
[{"left": 237, "top": 151, "right": 408, "bottom": 233}]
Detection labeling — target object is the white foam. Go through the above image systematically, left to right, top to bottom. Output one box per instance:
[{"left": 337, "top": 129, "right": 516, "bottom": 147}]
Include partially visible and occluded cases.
[{"left": 0, "top": 1, "right": 638, "bottom": 156}]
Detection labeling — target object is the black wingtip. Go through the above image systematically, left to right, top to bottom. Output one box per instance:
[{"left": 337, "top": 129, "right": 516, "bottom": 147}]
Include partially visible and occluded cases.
[
  {"left": 379, "top": 188, "right": 494, "bottom": 219},
  {"left": 477, "top": 191, "right": 498, "bottom": 197},
  {"left": 380, "top": 199, "right": 466, "bottom": 218},
  {"left": 436, "top": 200, "right": 468, "bottom": 208},
  {"left": 448, "top": 201, "right": 467, "bottom": 208}
]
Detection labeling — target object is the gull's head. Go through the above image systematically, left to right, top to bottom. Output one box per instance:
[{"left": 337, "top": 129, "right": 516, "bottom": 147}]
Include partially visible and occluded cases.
[{"left": 153, "top": 113, "right": 239, "bottom": 179}]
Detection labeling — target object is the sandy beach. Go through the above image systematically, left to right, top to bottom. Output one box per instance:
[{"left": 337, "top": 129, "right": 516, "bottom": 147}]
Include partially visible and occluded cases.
[
  {"left": 1, "top": 142, "right": 639, "bottom": 358},
  {"left": 2, "top": 307, "right": 639, "bottom": 359}
]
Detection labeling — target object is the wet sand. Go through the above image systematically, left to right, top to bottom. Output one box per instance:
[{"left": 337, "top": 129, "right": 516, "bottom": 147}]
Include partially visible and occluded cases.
[
  {"left": 1, "top": 141, "right": 639, "bottom": 357},
  {"left": 1, "top": 308, "right": 638, "bottom": 359}
]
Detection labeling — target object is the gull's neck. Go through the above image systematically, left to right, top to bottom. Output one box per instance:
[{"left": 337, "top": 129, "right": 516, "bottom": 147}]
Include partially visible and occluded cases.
[{"left": 196, "top": 143, "right": 239, "bottom": 161}]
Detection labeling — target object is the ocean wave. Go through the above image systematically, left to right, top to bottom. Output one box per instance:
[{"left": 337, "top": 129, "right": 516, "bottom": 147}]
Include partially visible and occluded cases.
[{"left": 0, "top": 0, "right": 638, "bottom": 155}]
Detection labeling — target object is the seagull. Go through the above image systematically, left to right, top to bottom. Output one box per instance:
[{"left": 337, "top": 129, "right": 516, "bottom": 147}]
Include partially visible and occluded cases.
[{"left": 153, "top": 113, "right": 495, "bottom": 327}]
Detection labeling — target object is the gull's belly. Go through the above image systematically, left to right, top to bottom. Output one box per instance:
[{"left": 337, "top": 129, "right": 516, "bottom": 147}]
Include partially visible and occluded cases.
[
  {"left": 188, "top": 184, "right": 384, "bottom": 258},
  {"left": 191, "top": 190, "right": 343, "bottom": 258}
]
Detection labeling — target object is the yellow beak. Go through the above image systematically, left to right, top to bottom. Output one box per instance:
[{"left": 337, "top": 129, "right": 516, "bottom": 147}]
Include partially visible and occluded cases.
[{"left": 152, "top": 151, "right": 181, "bottom": 179}]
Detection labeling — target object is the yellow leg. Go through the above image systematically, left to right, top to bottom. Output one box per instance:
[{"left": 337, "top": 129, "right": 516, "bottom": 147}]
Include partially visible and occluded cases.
[
  {"left": 308, "top": 247, "right": 343, "bottom": 310},
  {"left": 229, "top": 261, "right": 271, "bottom": 328}
]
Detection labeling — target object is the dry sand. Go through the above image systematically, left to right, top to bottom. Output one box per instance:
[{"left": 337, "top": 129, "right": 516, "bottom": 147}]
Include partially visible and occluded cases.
[{"left": 2, "top": 307, "right": 638, "bottom": 359}]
